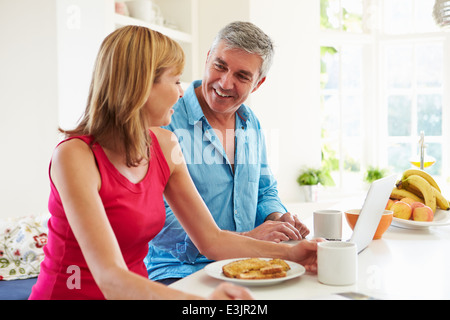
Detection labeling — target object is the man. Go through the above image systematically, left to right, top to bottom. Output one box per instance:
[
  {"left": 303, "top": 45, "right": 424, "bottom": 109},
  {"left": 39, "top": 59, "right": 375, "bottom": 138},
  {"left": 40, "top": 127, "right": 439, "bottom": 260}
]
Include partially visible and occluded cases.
[{"left": 145, "top": 21, "right": 310, "bottom": 284}]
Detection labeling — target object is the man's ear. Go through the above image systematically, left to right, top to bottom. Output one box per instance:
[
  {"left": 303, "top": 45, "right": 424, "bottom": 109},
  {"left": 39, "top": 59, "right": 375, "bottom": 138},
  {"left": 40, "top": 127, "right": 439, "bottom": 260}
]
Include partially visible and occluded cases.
[
  {"left": 205, "top": 50, "right": 211, "bottom": 64},
  {"left": 251, "top": 77, "right": 266, "bottom": 93}
]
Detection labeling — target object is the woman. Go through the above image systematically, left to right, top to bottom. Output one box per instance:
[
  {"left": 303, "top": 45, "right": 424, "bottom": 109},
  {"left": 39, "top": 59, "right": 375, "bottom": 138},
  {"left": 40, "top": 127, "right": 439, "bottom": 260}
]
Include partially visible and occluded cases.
[{"left": 29, "top": 26, "right": 320, "bottom": 300}]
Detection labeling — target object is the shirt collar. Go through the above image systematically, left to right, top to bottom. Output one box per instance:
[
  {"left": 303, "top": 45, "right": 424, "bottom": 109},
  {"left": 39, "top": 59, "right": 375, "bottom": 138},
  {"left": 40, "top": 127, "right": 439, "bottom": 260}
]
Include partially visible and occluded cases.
[
  {"left": 185, "top": 80, "right": 251, "bottom": 127},
  {"left": 185, "top": 80, "right": 205, "bottom": 125}
]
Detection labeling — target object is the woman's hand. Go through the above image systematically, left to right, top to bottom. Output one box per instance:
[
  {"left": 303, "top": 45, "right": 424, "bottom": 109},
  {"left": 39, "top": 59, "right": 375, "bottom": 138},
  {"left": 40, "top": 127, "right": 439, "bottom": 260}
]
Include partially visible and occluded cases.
[
  {"left": 289, "top": 238, "right": 326, "bottom": 273},
  {"left": 208, "top": 282, "right": 254, "bottom": 300}
]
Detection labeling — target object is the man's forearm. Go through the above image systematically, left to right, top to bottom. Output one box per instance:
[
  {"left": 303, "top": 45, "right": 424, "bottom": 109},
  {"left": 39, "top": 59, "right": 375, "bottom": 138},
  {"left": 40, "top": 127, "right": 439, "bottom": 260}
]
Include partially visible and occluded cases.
[{"left": 265, "top": 212, "right": 284, "bottom": 221}]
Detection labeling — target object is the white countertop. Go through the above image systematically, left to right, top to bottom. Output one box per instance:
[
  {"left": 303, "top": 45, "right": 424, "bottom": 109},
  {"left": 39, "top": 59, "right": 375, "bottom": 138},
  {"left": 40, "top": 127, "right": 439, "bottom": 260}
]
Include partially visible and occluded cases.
[{"left": 170, "top": 200, "right": 450, "bottom": 300}]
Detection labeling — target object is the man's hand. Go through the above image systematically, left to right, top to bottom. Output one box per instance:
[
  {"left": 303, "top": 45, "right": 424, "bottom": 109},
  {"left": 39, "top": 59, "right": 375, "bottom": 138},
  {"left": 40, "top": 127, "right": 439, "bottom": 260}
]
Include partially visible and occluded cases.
[
  {"left": 242, "top": 212, "right": 310, "bottom": 243},
  {"left": 276, "top": 212, "right": 310, "bottom": 239},
  {"left": 242, "top": 220, "right": 302, "bottom": 243}
]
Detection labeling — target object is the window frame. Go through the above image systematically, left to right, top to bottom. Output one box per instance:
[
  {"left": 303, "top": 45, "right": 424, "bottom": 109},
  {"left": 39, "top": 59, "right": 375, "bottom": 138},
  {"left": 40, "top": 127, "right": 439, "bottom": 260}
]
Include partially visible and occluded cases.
[
  {"left": 319, "top": 0, "right": 450, "bottom": 194},
  {"left": 378, "top": 33, "right": 448, "bottom": 176}
]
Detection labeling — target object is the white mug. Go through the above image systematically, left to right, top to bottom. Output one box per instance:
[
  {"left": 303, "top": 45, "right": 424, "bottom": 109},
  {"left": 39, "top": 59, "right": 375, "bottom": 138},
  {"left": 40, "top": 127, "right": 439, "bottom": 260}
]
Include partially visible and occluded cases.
[
  {"left": 127, "top": 0, "right": 158, "bottom": 24},
  {"left": 313, "top": 210, "right": 342, "bottom": 240},
  {"left": 317, "top": 241, "right": 357, "bottom": 286}
]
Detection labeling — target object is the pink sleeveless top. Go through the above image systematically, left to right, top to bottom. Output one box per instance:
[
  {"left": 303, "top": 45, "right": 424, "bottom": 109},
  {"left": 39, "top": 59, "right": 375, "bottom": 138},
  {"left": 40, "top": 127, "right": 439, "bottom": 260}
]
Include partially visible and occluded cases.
[{"left": 29, "top": 131, "right": 169, "bottom": 299}]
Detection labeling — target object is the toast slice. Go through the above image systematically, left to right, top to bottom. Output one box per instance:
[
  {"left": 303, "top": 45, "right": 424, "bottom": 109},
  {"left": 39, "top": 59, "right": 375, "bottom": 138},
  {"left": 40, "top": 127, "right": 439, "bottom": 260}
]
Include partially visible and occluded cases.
[
  {"left": 222, "top": 258, "right": 291, "bottom": 280},
  {"left": 222, "top": 258, "right": 269, "bottom": 278},
  {"left": 268, "top": 259, "right": 291, "bottom": 271},
  {"left": 260, "top": 264, "right": 284, "bottom": 274},
  {"left": 237, "top": 270, "right": 287, "bottom": 279}
]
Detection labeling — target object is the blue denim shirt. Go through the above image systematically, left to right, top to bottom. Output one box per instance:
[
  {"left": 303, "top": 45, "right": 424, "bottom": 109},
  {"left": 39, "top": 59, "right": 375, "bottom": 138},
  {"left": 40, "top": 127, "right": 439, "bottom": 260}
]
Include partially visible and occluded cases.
[{"left": 145, "top": 80, "right": 287, "bottom": 280}]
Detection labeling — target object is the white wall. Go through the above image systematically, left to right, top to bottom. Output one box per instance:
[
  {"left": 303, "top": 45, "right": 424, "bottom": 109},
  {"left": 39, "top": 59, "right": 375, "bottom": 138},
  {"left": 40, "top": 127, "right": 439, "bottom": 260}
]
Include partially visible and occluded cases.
[
  {"left": 0, "top": 0, "right": 59, "bottom": 220},
  {"left": 0, "top": 0, "right": 321, "bottom": 219},
  {"left": 0, "top": 0, "right": 112, "bottom": 219},
  {"left": 56, "top": 0, "right": 113, "bottom": 130},
  {"left": 197, "top": 0, "right": 250, "bottom": 77},
  {"left": 249, "top": 0, "right": 322, "bottom": 203}
]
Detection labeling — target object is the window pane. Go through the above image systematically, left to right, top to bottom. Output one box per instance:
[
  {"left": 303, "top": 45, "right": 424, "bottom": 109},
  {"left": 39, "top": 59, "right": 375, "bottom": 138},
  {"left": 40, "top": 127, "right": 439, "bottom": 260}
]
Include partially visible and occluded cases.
[
  {"left": 321, "top": 0, "right": 340, "bottom": 30},
  {"left": 342, "top": 0, "right": 363, "bottom": 32},
  {"left": 384, "top": 0, "right": 413, "bottom": 34},
  {"left": 415, "top": 0, "right": 440, "bottom": 33},
  {"left": 416, "top": 44, "right": 443, "bottom": 88},
  {"left": 386, "top": 45, "right": 413, "bottom": 89},
  {"left": 342, "top": 46, "right": 362, "bottom": 89},
  {"left": 321, "top": 47, "right": 339, "bottom": 90},
  {"left": 321, "top": 95, "right": 340, "bottom": 136},
  {"left": 342, "top": 95, "right": 362, "bottom": 137},
  {"left": 388, "top": 95, "right": 412, "bottom": 136},
  {"left": 417, "top": 95, "right": 442, "bottom": 136},
  {"left": 342, "top": 138, "right": 361, "bottom": 172},
  {"left": 323, "top": 139, "right": 341, "bottom": 186},
  {"left": 322, "top": 140, "right": 340, "bottom": 172},
  {"left": 388, "top": 142, "right": 412, "bottom": 172},
  {"left": 425, "top": 143, "right": 442, "bottom": 175}
]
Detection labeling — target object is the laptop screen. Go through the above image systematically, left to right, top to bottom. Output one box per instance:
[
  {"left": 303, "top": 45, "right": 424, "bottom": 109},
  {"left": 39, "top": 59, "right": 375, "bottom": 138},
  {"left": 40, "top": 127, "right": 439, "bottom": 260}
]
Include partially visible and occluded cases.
[{"left": 350, "top": 175, "right": 397, "bottom": 253}]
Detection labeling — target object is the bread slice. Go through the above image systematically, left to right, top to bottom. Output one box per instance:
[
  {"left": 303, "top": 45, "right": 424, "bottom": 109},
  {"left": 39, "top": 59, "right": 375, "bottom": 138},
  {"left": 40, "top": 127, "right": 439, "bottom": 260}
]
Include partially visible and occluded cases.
[
  {"left": 222, "top": 258, "right": 291, "bottom": 280},
  {"left": 222, "top": 258, "right": 269, "bottom": 278},
  {"left": 268, "top": 259, "right": 291, "bottom": 271},
  {"left": 260, "top": 264, "right": 284, "bottom": 274},
  {"left": 237, "top": 270, "right": 287, "bottom": 280}
]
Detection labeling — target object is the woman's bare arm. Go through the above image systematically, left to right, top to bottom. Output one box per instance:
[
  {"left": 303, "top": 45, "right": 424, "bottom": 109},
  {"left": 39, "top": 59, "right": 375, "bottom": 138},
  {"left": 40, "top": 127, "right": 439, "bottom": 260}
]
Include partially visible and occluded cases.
[{"left": 50, "top": 139, "right": 204, "bottom": 299}]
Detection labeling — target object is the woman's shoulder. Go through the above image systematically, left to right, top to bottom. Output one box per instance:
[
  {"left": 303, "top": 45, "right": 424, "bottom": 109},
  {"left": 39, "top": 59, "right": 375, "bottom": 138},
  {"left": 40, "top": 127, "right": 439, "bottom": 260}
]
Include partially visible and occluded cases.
[
  {"left": 150, "top": 127, "right": 183, "bottom": 174},
  {"left": 150, "top": 127, "right": 177, "bottom": 144},
  {"left": 52, "top": 137, "right": 96, "bottom": 169}
]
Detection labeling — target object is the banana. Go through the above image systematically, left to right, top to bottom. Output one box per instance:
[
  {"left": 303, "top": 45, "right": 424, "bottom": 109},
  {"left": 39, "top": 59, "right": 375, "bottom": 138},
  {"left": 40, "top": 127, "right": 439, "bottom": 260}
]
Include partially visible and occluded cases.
[
  {"left": 401, "top": 169, "right": 441, "bottom": 193},
  {"left": 399, "top": 175, "right": 436, "bottom": 213},
  {"left": 399, "top": 181, "right": 423, "bottom": 199},
  {"left": 432, "top": 186, "right": 450, "bottom": 211},
  {"left": 390, "top": 187, "right": 423, "bottom": 203}
]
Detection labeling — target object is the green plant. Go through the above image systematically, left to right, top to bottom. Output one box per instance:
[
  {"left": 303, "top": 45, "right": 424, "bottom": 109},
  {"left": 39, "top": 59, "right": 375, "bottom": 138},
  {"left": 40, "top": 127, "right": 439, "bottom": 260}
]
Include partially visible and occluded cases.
[
  {"left": 363, "top": 166, "right": 388, "bottom": 183},
  {"left": 297, "top": 168, "right": 335, "bottom": 186}
]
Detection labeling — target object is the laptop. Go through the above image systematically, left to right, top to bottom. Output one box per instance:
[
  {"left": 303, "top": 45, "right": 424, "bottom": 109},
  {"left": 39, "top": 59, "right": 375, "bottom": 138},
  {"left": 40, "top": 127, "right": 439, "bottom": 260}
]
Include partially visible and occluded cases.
[{"left": 348, "top": 174, "right": 397, "bottom": 253}]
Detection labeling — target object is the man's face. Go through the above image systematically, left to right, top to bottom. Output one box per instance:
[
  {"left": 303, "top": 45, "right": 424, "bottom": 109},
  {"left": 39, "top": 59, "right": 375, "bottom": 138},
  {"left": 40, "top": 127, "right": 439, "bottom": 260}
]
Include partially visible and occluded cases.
[{"left": 200, "top": 40, "right": 265, "bottom": 116}]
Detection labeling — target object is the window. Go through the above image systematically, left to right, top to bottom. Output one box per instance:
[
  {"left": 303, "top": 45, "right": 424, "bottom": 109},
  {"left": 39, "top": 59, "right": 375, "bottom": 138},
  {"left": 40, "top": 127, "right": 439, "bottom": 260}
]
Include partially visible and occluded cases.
[
  {"left": 319, "top": 0, "right": 369, "bottom": 191},
  {"left": 320, "top": 0, "right": 449, "bottom": 192},
  {"left": 320, "top": 0, "right": 364, "bottom": 33},
  {"left": 381, "top": 0, "right": 444, "bottom": 176},
  {"left": 383, "top": 41, "right": 444, "bottom": 176},
  {"left": 320, "top": 44, "right": 365, "bottom": 190}
]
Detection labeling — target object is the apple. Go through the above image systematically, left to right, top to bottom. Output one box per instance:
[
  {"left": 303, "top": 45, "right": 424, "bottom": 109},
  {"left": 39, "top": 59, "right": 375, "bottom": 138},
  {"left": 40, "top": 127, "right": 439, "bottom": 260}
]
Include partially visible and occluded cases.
[
  {"left": 400, "top": 197, "right": 416, "bottom": 205},
  {"left": 386, "top": 199, "right": 396, "bottom": 210},
  {"left": 391, "top": 201, "right": 412, "bottom": 220},
  {"left": 410, "top": 201, "right": 425, "bottom": 211},
  {"left": 413, "top": 206, "right": 434, "bottom": 222}
]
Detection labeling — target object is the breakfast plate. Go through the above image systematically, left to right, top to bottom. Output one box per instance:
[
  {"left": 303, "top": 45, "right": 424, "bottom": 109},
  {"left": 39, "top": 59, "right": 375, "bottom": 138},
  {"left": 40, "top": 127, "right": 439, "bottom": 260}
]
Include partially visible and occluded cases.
[
  {"left": 391, "top": 209, "right": 450, "bottom": 229},
  {"left": 204, "top": 258, "right": 306, "bottom": 286}
]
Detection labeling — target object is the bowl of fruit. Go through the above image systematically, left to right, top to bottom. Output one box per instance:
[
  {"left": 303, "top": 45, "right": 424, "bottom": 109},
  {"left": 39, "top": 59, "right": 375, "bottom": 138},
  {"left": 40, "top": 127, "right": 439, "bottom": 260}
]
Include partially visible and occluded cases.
[{"left": 388, "top": 169, "right": 450, "bottom": 229}]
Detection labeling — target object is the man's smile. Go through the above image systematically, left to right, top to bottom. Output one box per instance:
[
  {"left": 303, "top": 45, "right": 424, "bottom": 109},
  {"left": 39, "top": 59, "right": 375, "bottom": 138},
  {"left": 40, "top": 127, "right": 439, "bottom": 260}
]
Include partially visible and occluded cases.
[{"left": 214, "top": 87, "right": 233, "bottom": 98}]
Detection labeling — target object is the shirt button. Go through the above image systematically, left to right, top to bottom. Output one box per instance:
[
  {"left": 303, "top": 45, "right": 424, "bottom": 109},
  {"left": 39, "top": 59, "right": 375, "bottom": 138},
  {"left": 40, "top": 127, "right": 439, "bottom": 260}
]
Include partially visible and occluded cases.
[{"left": 234, "top": 210, "right": 238, "bottom": 215}]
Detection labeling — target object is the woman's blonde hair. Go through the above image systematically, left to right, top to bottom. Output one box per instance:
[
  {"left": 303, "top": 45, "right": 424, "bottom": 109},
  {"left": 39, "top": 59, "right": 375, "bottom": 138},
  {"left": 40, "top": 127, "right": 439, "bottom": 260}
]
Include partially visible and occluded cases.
[{"left": 62, "top": 25, "right": 185, "bottom": 167}]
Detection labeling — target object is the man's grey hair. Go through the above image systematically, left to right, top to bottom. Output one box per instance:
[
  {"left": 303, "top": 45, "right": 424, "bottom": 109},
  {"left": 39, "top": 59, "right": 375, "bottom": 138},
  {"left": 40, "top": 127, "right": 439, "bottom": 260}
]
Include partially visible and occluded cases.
[{"left": 210, "top": 21, "right": 274, "bottom": 82}]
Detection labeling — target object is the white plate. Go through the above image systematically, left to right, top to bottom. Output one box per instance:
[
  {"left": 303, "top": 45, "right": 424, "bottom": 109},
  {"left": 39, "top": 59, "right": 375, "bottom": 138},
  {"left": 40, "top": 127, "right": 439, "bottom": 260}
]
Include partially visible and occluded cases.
[
  {"left": 391, "top": 209, "right": 450, "bottom": 229},
  {"left": 204, "top": 258, "right": 306, "bottom": 286}
]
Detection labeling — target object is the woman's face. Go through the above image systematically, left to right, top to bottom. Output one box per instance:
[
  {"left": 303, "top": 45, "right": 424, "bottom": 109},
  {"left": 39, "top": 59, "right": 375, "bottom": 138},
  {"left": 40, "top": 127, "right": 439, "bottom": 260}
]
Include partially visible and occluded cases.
[{"left": 144, "top": 67, "right": 184, "bottom": 127}]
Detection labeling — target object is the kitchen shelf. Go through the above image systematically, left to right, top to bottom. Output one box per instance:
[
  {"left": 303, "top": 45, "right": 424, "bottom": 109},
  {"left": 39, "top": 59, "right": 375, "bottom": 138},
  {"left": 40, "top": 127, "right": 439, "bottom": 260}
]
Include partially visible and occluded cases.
[{"left": 114, "top": 13, "right": 192, "bottom": 43}]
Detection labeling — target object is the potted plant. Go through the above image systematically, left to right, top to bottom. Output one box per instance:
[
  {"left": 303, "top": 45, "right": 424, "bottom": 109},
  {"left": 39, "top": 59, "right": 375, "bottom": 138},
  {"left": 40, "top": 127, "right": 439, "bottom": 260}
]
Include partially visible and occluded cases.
[
  {"left": 363, "top": 166, "right": 388, "bottom": 184},
  {"left": 297, "top": 168, "right": 335, "bottom": 202}
]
